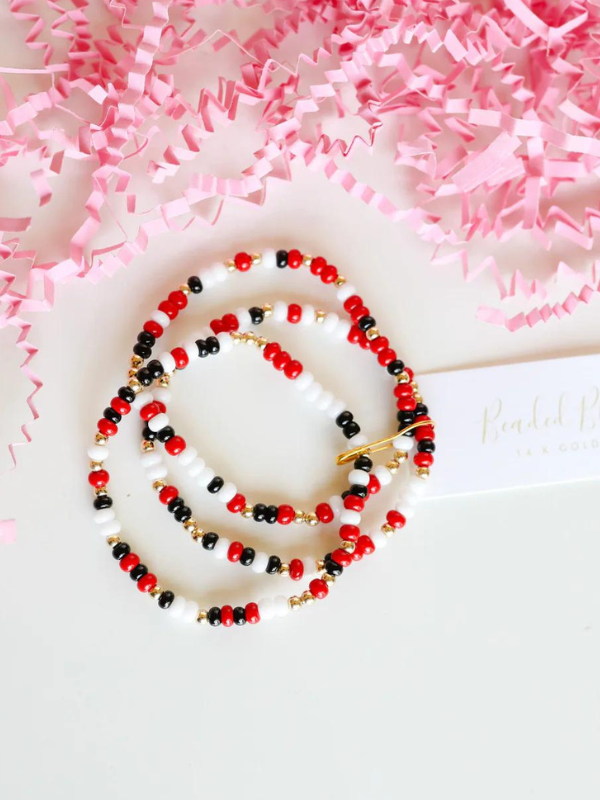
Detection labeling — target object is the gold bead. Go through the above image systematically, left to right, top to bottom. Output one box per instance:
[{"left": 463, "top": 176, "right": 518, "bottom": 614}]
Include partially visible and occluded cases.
[
  {"left": 252, "top": 253, "right": 261, "bottom": 266},
  {"left": 302, "top": 254, "right": 313, "bottom": 267},
  {"left": 226, "top": 259, "right": 236, "bottom": 272},
  {"left": 334, "top": 275, "right": 346, "bottom": 287},
  {"left": 179, "top": 283, "right": 191, "bottom": 295},
  {"left": 262, "top": 303, "right": 273, "bottom": 318},
  {"left": 315, "top": 309, "right": 326, "bottom": 324},
  {"left": 366, "top": 327, "right": 380, "bottom": 341},
  {"left": 230, "top": 331, "right": 243, "bottom": 344},
  {"left": 244, "top": 332, "right": 256, "bottom": 345},
  {"left": 256, "top": 337, "right": 268, "bottom": 350},
  {"left": 130, "top": 355, "right": 143, "bottom": 368},
  {"left": 128, "top": 368, "right": 139, "bottom": 378},
  {"left": 396, "top": 371, "right": 410, "bottom": 384},
  {"left": 158, "top": 376, "right": 170, "bottom": 387},
  {"left": 128, "top": 378, "right": 142, "bottom": 392},
  {"left": 411, "top": 381, "right": 419, "bottom": 390},
  {"left": 414, "top": 393, "right": 423, "bottom": 403},
  {"left": 94, "top": 433, "right": 108, "bottom": 445},
  {"left": 141, "top": 440, "right": 155, "bottom": 452},
  {"left": 395, "top": 451, "right": 409, "bottom": 463},
  {"left": 386, "top": 459, "right": 400, "bottom": 474},
  {"left": 89, "top": 461, "right": 103, "bottom": 471},
  {"left": 416, "top": 467, "right": 430, "bottom": 478},
  {"left": 152, "top": 480, "right": 166, "bottom": 492},
  {"left": 94, "top": 487, "right": 107, "bottom": 497},
  {"left": 241, "top": 505, "right": 254, "bottom": 519},
  {"left": 294, "top": 509, "right": 305, "bottom": 524},
  {"left": 305, "top": 512, "right": 318, "bottom": 527},
  {"left": 183, "top": 518, "right": 197, "bottom": 531},
  {"left": 381, "top": 523, "right": 394, "bottom": 537},
  {"left": 191, "top": 527, "right": 204, "bottom": 541},
  {"left": 107, "top": 535, "right": 121, "bottom": 547},
  {"left": 340, "top": 540, "right": 354, "bottom": 552},
  {"left": 316, "top": 559, "right": 325, "bottom": 572},
  {"left": 279, "top": 562, "right": 290, "bottom": 576},
  {"left": 322, "top": 573, "right": 336, "bottom": 585},
  {"left": 150, "top": 586, "right": 163, "bottom": 598},
  {"left": 301, "top": 591, "right": 316, "bottom": 605},
  {"left": 289, "top": 596, "right": 303, "bottom": 611},
  {"left": 197, "top": 609, "right": 209, "bottom": 624}
]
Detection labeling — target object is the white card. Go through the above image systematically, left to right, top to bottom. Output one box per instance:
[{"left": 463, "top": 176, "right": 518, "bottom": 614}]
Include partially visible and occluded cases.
[{"left": 418, "top": 354, "right": 600, "bottom": 497}]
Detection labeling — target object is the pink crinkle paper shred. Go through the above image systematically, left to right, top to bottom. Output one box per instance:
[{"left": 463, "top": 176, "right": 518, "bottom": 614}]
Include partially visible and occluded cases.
[{"left": 1, "top": 0, "right": 600, "bottom": 500}]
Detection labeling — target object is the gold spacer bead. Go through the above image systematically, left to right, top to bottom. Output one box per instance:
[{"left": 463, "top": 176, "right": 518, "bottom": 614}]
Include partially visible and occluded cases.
[
  {"left": 252, "top": 253, "right": 261, "bottom": 266},
  {"left": 302, "top": 254, "right": 313, "bottom": 267},
  {"left": 226, "top": 259, "right": 236, "bottom": 272},
  {"left": 334, "top": 275, "right": 346, "bottom": 287},
  {"left": 179, "top": 284, "right": 191, "bottom": 295},
  {"left": 262, "top": 303, "right": 273, "bottom": 318},
  {"left": 315, "top": 309, "right": 326, "bottom": 324},
  {"left": 366, "top": 327, "right": 380, "bottom": 341},
  {"left": 230, "top": 331, "right": 243, "bottom": 344},
  {"left": 244, "top": 332, "right": 256, "bottom": 345},
  {"left": 256, "top": 337, "right": 268, "bottom": 350},
  {"left": 130, "top": 355, "right": 144, "bottom": 368},
  {"left": 128, "top": 368, "right": 139, "bottom": 378},
  {"left": 396, "top": 371, "right": 410, "bottom": 384},
  {"left": 158, "top": 376, "right": 170, "bottom": 387},
  {"left": 128, "top": 378, "right": 142, "bottom": 393},
  {"left": 411, "top": 381, "right": 419, "bottom": 390},
  {"left": 414, "top": 393, "right": 423, "bottom": 403},
  {"left": 94, "top": 433, "right": 108, "bottom": 445},
  {"left": 141, "top": 440, "right": 155, "bottom": 452},
  {"left": 395, "top": 451, "right": 409, "bottom": 463},
  {"left": 386, "top": 459, "right": 400, "bottom": 474},
  {"left": 89, "top": 461, "right": 103, "bottom": 471},
  {"left": 416, "top": 467, "right": 430, "bottom": 479},
  {"left": 152, "top": 480, "right": 166, "bottom": 492},
  {"left": 94, "top": 487, "right": 107, "bottom": 497},
  {"left": 241, "top": 505, "right": 254, "bottom": 519},
  {"left": 294, "top": 509, "right": 305, "bottom": 524},
  {"left": 305, "top": 512, "right": 318, "bottom": 527},
  {"left": 183, "top": 518, "right": 197, "bottom": 531},
  {"left": 381, "top": 523, "right": 394, "bottom": 537},
  {"left": 191, "top": 527, "right": 204, "bottom": 541},
  {"left": 107, "top": 535, "right": 121, "bottom": 547},
  {"left": 340, "top": 540, "right": 355, "bottom": 552},
  {"left": 316, "top": 559, "right": 325, "bottom": 572},
  {"left": 279, "top": 562, "right": 290, "bottom": 576},
  {"left": 322, "top": 573, "right": 336, "bottom": 585},
  {"left": 150, "top": 586, "right": 163, "bottom": 598},
  {"left": 301, "top": 591, "right": 316, "bottom": 605},
  {"left": 289, "top": 596, "right": 303, "bottom": 611},
  {"left": 197, "top": 609, "right": 209, "bottom": 624}
]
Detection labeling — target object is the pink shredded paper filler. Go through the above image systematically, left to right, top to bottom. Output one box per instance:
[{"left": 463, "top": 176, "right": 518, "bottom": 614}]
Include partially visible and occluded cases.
[{"left": 1, "top": 0, "right": 600, "bottom": 511}]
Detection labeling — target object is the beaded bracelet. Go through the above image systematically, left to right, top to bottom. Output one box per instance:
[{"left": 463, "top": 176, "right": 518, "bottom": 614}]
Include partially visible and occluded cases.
[{"left": 87, "top": 248, "right": 436, "bottom": 628}]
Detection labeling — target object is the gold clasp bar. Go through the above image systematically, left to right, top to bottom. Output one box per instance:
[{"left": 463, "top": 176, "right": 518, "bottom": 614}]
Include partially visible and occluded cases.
[{"left": 336, "top": 420, "right": 436, "bottom": 466}]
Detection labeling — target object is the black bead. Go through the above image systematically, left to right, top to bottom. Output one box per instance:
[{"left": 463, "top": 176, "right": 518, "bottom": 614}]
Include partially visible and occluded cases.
[
  {"left": 276, "top": 249, "right": 288, "bottom": 268},
  {"left": 188, "top": 275, "right": 203, "bottom": 294},
  {"left": 249, "top": 306, "right": 264, "bottom": 325},
  {"left": 358, "top": 315, "right": 375, "bottom": 331},
  {"left": 137, "top": 330, "right": 156, "bottom": 347},
  {"left": 206, "top": 335, "right": 220, "bottom": 355},
  {"left": 196, "top": 339, "right": 209, "bottom": 358},
  {"left": 133, "top": 342, "right": 152, "bottom": 360},
  {"left": 146, "top": 359, "right": 164, "bottom": 379},
  {"left": 387, "top": 359, "right": 405, "bottom": 376},
  {"left": 136, "top": 367, "right": 152, "bottom": 386},
  {"left": 118, "top": 386, "right": 136, "bottom": 404},
  {"left": 415, "top": 403, "right": 429, "bottom": 416},
  {"left": 103, "top": 407, "right": 121, "bottom": 424},
  {"left": 336, "top": 410, "right": 354, "bottom": 428},
  {"left": 397, "top": 410, "right": 416, "bottom": 431},
  {"left": 343, "top": 421, "right": 361, "bottom": 439},
  {"left": 142, "top": 424, "right": 157, "bottom": 441},
  {"left": 156, "top": 426, "right": 175, "bottom": 443},
  {"left": 417, "top": 439, "right": 436, "bottom": 453},
  {"left": 353, "top": 455, "right": 373, "bottom": 472},
  {"left": 207, "top": 476, "right": 224, "bottom": 494},
  {"left": 349, "top": 484, "right": 368, "bottom": 498},
  {"left": 341, "top": 490, "right": 350, "bottom": 500},
  {"left": 93, "top": 495, "right": 112, "bottom": 510},
  {"left": 167, "top": 496, "right": 184, "bottom": 513},
  {"left": 253, "top": 503, "right": 267, "bottom": 522},
  {"left": 173, "top": 505, "right": 191, "bottom": 523},
  {"left": 264, "top": 505, "right": 278, "bottom": 524},
  {"left": 202, "top": 532, "right": 218, "bottom": 550},
  {"left": 112, "top": 542, "right": 130, "bottom": 560},
  {"left": 240, "top": 547, "right": 255, "bottom": 566},
  {"left": 266, "top": 555, "right": 281, "bottom": 574},
  {"left": 325, "top": 558, "right": 343, "bottom": 577},
  {"left": 130, "top": 564, "right": 148, "bottom": 581},
  {"left": 158, "top": 591, "right": 174, "bottom": 609},
  {"left": 233, "top": 606, "right": 246, "bottom": 625},
  {"left": 208, "top": 607, "right": 221, "bottom": 627}
]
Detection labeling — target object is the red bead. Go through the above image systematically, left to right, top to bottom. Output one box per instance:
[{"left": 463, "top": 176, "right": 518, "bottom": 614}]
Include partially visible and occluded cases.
[
  {"left": 288, "top": 249, "right": 302, "bottom": 268},
  {"left": 234, "top": 252, "right": 252, "bottom": 271},
  {"left": 310, "top": 256, "right": 326, "bottom": 275},
  {"left": 320, "top": 264, "right": 337, "bottom": 283},
  {"left": 168, "top": 290, "right": 188, "bottom": 310},
  {"left": 343, "top": 295, "right": 362, "bottom": 313},
  {"left": 158, "top": 300, "right": 178, "bottom": 320},
  {"left": 287, "top": 303, "right": 302, "bottom": 323},
  {"left": 351, "top": 305, "right": 369, "bottom": 323},
  {"left": 222, "top": 313, "right": 239, "bottom": 332},
  {"left": 210, "top": 318, "right": 225, "bottom": 335},
  {"left": 144, "top": 320, "right": 163, "bottom": 338},
  {"left": 347, "top": 325, "right": 362, "bottom": 344},
  {"left": 358, "top": 331, "right": 370, "bottom": 350},
  {"left": 370, "top": 335, "right": 389, "bottom": 354},
  {"left": 263, "top": 342, "right": 280, "bottom": 361},
  {"left": 171, "top": 347, "right": 189, "bottom": 369},
  {"left": 377, "top": 348, "right": 396, "bottom": 366},
  {"left": 272, "top": 350, "right": 290, "bottom": 371},
  {"left": 284, "top": 359, "right": 303, "bottom": 380},
  {"left": 404, "top": 367, "right": 414, "bottom": 380},
  {"left": 394, "top": 383, "right": 413, "bottom": 398},
  {"left": 397, "top": 396, "right": 417, "bottom": 412},
  {"left": 111, "top": 397, "right": 130, "bottom": 416},
  {"left": 140, "top": 401, "right": 161, "bottom": 421},
  {"left": 155, "top": 401, "right": 166, "bottom": 413},
  {"left": 98, "top": 418, "right": 117, "bottom": 437},
  {"left": 415, "top": 426, "right": 435, "bottom": 442},
  {"left": 165, "top": 435, "right": 186, "bottom": 456},
  {"left": 414, "top": 452, "right": 434, "bottom": 467},
  {"left": 88, "top": 469, "right": 109, "bottom": 488},
  {"left": 367, "top": 475, "right": 381, "bottom": 494},
  {"left": 159, "top": 485, "right": 178, "bottom": 505},
  {"left": 227, "top": 493, "right": 246, "bottom": 513},
  {"left": 344, "top": 494, "right": 364, "bottom": 512},
  {"left": 315, "top": 502, "right": 334, "bottom": 523},
  {"left": 277, "top": 504, "right": 295, "bottom": 525},
  {"left": 387, "top": 510, "right": 406, "bottom": 529},
  {"left": 339, "top": 524, "right": 359, "bottom": 542},
  {"left": 356, "top": 534, "right": 375, "bottom": 555},
  {"left": 227, "top": 541, "right": 244, "bottom": 562},
  {"left": 351, "top": 547, "right": 363, "bottom": 562},
  {"left": 331, "top": 548, "right": 352, "bottom": 568},
  {"left": 120, "top": 553, "right": 140, "bottom": 572},
  {"left": 289, "top": 558, "right": 304, "bottom": 581},
  {"left": 137, "top": 573, "right": 157, "bottom": 593},
  {"left": 309, "top": 578, "right": 329, "bottom": 599},
  {"left": 245, "top": 602, "right": 260, "bottom": 624},
  {"left": 221, "top": 605, "right": 234, "bottom": 627}
]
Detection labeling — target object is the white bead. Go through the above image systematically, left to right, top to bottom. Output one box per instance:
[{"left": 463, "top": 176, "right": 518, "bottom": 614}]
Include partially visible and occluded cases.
[
  {"left": 262, "top": 248, "right": 277, "bottom": 269},
  {"left": 212, "top": 262, "right": 229, "bottom": 283},
  {"left": 198, "top": 267, "right": 215, "bottom": 289},
  {"left": 336, "top": 283, "right": 356, "bottom": 303},
  {"left": 273, "top": 301, "right": 287, "bottom": 322},
  {"left": 300, "top": 305, "right": 315, "bottom": 326},
  {"left": 235, "top": 308, "right": 252, "bottom": 331},
  {"left": 151, "top": 309, "right": 170, "bottom": 328},
  {"left": 322, "top": 312, "right": 339, "bottom": 333},
  {"left": 335, "top": 319, "right": 351, "bottom": 340},
  {"left": 216, "top": 331, "right": 233, "bottom": 353},
  {"left": 184, "top": 341, "right": 197, "bottom": 362},
  {"left": 159, "top": 352, "right": 176, "bottom": 375},
  {"left": 295, "top": 371, "right": 314, "bottom": 392},
  {"left": 305, "top": 382, "right": 322, "bottom": 403},
  {"left": 152, "top": 387, "right": 172, "bottom": 405},
  {"left": 132, "top": 390, "right": 153, "bottom": 410},
  {"left": 316, "top": 391, "right": 333, "bottom": 412},
  {"left": 327, "top": 399, "right": 346, "bottom": 419},
  {"left": 148, "top": 412, "right": 169, "bottom": 432},
  {"left": 351, "top": 433, "right": 368, "bottom": 447},
  {"left": 393, "top": 435, "right": 415, "bottom": 452},
  {"left": 88, "top": 443, "right": 109, "bottom": 461},
  {"left": 177, "top": 446, "right": 197, "bottom": 467},
  {"left": 140, "top": 450, "right": 161, "bottom": 467},
  {"left": 187, "top": 457, "right": 206, "bottom": 477},
  {"left": 146, "top": 464, "right": 168, "bottom": 481},
  {"left": 374, "top": 465, "right": 392, "bottom": 486},
  {"left": 197, "top": 466, "right": 215, "bottom": 487},
  {"left": 349, "top": 469, "right": 370, "bottom": 486},
  {"left": 407, "top": 476, "right": 428, "bottom": 496},
  {"left": 218, "top": 482, "right": 237, "bottom": 503},
  {"left": 398, "top": 490, "right": 419, "bottom": 507},
  {"left": 329, "top": 495, "right": 343, "bottom": 517},
  {"left": 395, "top": 504, "right": 415, "bottom": 519},
  {"left": 94, "top": 508, "right": 115, "bottom": 524},
  {"left": 340, "top": 509, "right": 361, "bottom": 526},
  {"left": 99, "top": 520, "right": 121, "bottom": 537},
  {"left": 372, "top": 530, "right": 388, "bottom": 549},
  {"left": 213, "top": 537, "right": 230, "bottom": 560},
  {"left": 251, "top": 551, "right": 269, "bottom": 573},
  {"left": 302, "top": 557, "right": 316, "bottom": 576},
  {"left": 169, "top": 596, "right": 186, "bottom": 618},
  {"left": 274, "top": 596, "right": 290, "bottom": 617},
  {"left": 258, "top": 598, "right": 275, "bottom": 621},
  {"left": 181, "top": 601, "right": 199, "bottom": 623}
]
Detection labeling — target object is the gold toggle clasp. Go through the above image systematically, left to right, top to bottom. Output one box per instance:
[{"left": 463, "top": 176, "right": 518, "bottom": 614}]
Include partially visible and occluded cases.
[{"left": 336, "top": 420, "right": 436, "bottom": 466}]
